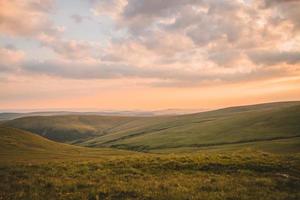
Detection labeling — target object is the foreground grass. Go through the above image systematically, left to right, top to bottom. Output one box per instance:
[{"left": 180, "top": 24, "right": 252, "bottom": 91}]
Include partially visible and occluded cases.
[{"left": 1, "top": 151, "right": 299, "bottom": 200}]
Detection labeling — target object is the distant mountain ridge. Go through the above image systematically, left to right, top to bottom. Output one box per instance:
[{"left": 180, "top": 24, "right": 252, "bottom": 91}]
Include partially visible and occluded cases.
[{"left": 0, "top": 109, "right": 206, "bottom": 121}]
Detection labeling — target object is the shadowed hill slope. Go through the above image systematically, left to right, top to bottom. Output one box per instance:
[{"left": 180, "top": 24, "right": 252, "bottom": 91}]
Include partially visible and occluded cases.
[
  {"left": 3, "top": 114, "right": 176, "bottom": 142},
  {"left": 3, "top": 115, "right": 140, "bottom": 142},
  {"left": 0, "top": 127, "right": 135, "bottom": 162}
]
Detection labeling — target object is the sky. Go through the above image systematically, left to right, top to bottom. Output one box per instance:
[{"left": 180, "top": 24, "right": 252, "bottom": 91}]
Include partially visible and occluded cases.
[{"left": 0, "top": 0, "right": 300, "bottom": 111}]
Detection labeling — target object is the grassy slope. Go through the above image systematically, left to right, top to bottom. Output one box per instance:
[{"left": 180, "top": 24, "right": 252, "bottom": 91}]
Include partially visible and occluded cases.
[
  {"left": 4, "top": 101, "right": 300, "bottom": 153},
  {"left": 79, "top": 101, "right": 300, "bottom": 152},
  {"left": 108, "top": 102, "right": 300, "bottom": 151},
  {"left": 3, "top": 115, "right": 176, "bottom": 142},
  {"left": 3, "top": 115, "right": 137, "bottom": 142},
  {"left": 0, "top": 127, "right": 135, "bottom": 163},
  {"left": 151, "top": 137, "right": 300, "bottom": 154}
]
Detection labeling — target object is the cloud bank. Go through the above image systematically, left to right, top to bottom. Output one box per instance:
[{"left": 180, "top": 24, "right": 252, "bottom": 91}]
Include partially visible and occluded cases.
[{"left": 0, "top": 0, "right": 300, "bottom": 86}]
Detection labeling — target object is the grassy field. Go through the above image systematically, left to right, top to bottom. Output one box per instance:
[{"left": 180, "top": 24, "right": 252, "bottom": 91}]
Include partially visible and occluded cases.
[
  {"left": 1, "top": 102, "right": 300, "bottom": 199},
  {"left": 1, "top": 126, "right": 300, "bottom": 199},
  {"left": 1, "top": 150, "right": 300, "bottom": 199}
]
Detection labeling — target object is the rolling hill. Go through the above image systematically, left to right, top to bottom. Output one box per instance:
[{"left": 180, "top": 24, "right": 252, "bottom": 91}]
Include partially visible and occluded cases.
[
  {"left": 3, "top": 101, "right": 300, "bottom": 153},
  {"left": 104, "top": 101, "right": 300, "bottom": 152},
  {"left": 3, "top": 114, "right": 176, "bottom": 142},
  {"left": 0, "top": 126, "right": 134, "bottom": 162}
]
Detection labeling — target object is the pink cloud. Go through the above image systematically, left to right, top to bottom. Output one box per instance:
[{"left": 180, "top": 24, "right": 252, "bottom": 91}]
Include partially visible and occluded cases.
[
  {"left": 0, "top": 0, "right": 58, "bottom": 37},
  {"left": 0, "top": 47, "right": 25, "bottom": 72}
]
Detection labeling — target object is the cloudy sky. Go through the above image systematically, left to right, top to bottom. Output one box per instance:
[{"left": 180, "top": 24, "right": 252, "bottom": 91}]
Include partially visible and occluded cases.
[{"left": 0, "top": 0, "right": 300, "bottom": 111}]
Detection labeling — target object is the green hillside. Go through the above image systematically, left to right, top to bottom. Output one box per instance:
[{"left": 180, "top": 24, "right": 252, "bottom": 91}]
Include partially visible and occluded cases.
[
  {"left": 4, "top": 101, "right": 300, "bottom": 153},
  {"left": 73, "top": 101, "right": 300, "bottom": 152},
  {"left": 105, "top": 101, "right": 300, "bottom": 152},
  {"left": 3, "top": 114, "right": 175, "bottom": 142},
  {"left": 3, "top": 115, "right": 137, "bottom": 142},
  {"left": 0, "top": 127, "right": 134, "bottom": 162}
]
